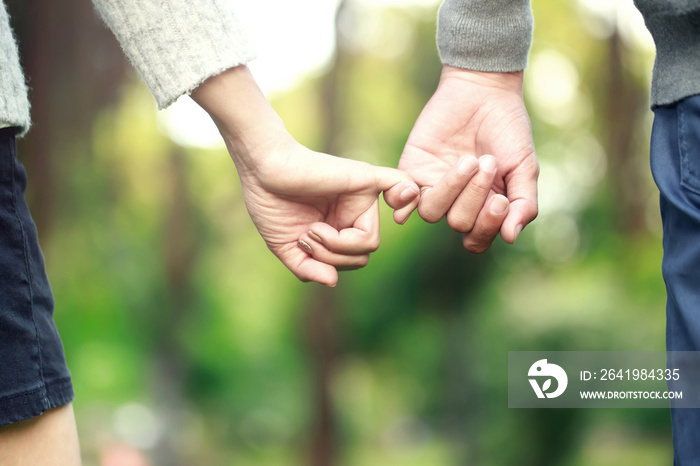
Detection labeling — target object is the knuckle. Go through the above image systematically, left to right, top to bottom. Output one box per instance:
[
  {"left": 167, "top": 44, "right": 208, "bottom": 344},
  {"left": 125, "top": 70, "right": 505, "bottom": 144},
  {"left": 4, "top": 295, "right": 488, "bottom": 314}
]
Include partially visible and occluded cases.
[
  {"left": 442, "top": 175, "right": 463, "bottom": 194},
  {"left": 470, "top": 175, "right": 493, "bottom": 193},
  {"left": 382, "top": 191, "right": 399, "bottom": 208},
  {"left": 519, "top": 201, "right": 539, "bottom": 225},
  {"left": 418, "top": 205, "right": 444, "bottom": 223},
  {"left": 446, "top": 212, "right": 474, "bottom": 234},
  {"left": 421, "top": 213, "right": 443, "bottom": 224},
  {"left": 463, "top": 235, "right": 493, "bottom": 254},
  {"left": 368, "top": 237, "right": 380, "bottom": 253},
  {"left": 466, "top": 242, "right": 489, "bottom": 254},
  {"left": 339, "top": 255, "right": 369, "bottom": 271},
  {"left": 358, "top": 255, "right": 370, "bottom": 268}
]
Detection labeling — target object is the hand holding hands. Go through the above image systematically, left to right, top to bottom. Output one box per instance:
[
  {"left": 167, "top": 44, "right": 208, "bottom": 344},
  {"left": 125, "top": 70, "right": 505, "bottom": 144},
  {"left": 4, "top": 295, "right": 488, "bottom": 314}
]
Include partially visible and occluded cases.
[
  {"left": 192, "top": 64, "right": 538, "bottom": 285},
  {"left": 388, "top": 65, "right": 539, "bottom": 252},
  {"left": 192, "top": 66, "right": 419, "bottom": 286},
  {"left": 230, "top": 136, "right": 418, "bottom": 287}
]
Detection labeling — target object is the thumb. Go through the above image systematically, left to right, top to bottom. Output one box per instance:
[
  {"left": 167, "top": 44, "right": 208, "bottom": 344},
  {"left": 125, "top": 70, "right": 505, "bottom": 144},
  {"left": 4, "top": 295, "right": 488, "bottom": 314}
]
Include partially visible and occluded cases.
[
  {"left": 273, "top": 242, "right": 339, "bottom": 287},
  {"left": 287, "top": 250, "right": 339, "bottom": 287},
  {"left": 294, "top": 257, "right": 339, "bottom": 287}
]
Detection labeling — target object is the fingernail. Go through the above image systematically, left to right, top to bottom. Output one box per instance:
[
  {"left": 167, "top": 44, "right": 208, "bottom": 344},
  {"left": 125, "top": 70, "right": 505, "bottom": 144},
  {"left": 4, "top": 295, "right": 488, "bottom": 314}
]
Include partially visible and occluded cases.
[
  {"left": 458, "top": 155, "right": 479, "bottom": 175},
  {"left": 479, "top": 155, "right": 497, "bottom": 174},
  {"left": 400, "top": 183, "right": 420, "bottom": 201},
  {"left": 490, "top": 196, "right": 509, "bottom": 215},
  {"left": 514, "top": 224, "right": 524, "bottom": 241},
  {"left": 308, "top": 231, "right": 322, "bottom": 243},
  {"left": 298, "top": 239, "right": 312, "bottom": 254}
]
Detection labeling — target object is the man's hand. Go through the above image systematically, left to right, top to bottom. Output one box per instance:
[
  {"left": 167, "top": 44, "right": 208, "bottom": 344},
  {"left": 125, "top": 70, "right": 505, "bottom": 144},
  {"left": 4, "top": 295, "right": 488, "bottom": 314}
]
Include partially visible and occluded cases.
[
  {"left": 388, "top": 65, "right": 539, "bottom": 253},
  {"left": 192, "top": 66, "right": 418, "bottom": 286}
]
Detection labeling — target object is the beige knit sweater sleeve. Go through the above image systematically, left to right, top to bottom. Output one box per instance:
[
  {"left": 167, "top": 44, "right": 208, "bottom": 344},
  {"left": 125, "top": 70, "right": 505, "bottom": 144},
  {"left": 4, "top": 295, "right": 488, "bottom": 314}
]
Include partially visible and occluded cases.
[
  {"left": 0, "top": 0, "right": 256, "bottom": 135},
  {"left": 92, "top": 0, "right": 257, "bottom": 109},
  {"left": 0, "top": 1, "right": 30, "bottom": 133}
]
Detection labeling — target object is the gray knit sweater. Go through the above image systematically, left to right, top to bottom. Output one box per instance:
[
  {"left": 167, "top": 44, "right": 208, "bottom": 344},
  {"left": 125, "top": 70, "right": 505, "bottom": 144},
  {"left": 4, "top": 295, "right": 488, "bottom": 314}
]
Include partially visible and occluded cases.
[
  {"left": 1, "top": 0, "right": 698, "bottom": 136},
  {"left": 1, "top": 0, "right": 255, "bottom": 136},
  {"left": 437, "top": 0, "right": 700, "bottom": 108},
  {"left": 633, "top": 0, "right": 700, "bottom": 107}
]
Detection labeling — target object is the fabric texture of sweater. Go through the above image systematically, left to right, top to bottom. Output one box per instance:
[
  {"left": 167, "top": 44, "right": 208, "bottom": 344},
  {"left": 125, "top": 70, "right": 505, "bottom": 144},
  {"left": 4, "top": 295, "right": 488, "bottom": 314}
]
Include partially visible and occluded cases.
[
  {"left": 0, "top": 0, "right": 256, "bottom": 136},
  {"left": 1, "top": 0, "right": 699, "bottom": 136},
  {"left": 436, "top": 0, "right": 700, "bottom": 109},
  {"left": 437, "top": 0, "right": 533, "bottom": 73},
  {"left": 633, "top": 0, "right": 700, "bottom": 107},
  {"left": 0, "top": 1, "right": 30, "bottom": 134}
]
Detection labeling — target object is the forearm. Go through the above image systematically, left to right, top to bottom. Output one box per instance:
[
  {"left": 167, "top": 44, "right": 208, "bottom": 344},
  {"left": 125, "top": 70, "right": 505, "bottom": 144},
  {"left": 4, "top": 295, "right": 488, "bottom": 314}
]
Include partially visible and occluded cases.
[
  {"left": 437, "top": 0, "right": 533, "bottom": 72},
  {"left": 190, "top": 66, "right": 289, "bottom": 173}
]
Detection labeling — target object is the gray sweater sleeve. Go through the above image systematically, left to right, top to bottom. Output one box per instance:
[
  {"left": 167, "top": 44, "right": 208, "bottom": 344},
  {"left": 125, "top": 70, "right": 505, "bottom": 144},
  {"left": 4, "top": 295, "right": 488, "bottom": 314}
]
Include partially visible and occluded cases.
[
  {"left": 92, "top": 0, "right": 257, "bottom": 109},
  {"left": 437, "top": 0, "right": 533, "bottom": 72},
  {"left": 0, "top": 1, "right": 30, "bottom": 134}
]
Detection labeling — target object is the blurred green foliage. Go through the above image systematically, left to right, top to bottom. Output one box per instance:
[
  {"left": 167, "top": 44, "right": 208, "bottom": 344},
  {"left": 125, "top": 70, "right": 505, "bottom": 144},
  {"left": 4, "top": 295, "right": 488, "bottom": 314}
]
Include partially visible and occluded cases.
[{"left": 21, "top": 0, "right": 671, "bottom": 464}]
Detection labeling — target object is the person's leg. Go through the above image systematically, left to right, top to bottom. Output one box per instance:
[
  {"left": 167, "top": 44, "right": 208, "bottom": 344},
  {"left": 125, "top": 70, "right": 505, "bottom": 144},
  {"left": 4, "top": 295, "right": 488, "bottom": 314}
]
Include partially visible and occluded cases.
[
  {"left": 650, "top": 95, "right": 700, "bottom": 465},
  {"left": 0, "top": 128, "right": 77, "bottom": 460},
  {"left": 0, "top": 403, "right": 81, "bottom": 466}
]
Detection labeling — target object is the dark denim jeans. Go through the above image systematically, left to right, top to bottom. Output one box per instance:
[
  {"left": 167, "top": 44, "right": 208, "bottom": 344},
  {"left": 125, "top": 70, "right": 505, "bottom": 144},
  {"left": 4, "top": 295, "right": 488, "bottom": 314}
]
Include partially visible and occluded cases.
[
  {"left": 651, "top": 95, "right": 700, "bottom": 464},
  {"left": 0, "top": 127, "right": 73, "bottom": 426}
]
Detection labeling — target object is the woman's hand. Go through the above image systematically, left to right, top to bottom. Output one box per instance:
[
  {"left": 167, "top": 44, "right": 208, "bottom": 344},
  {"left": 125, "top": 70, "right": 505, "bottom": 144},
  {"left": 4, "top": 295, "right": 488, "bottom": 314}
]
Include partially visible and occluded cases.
[{"left": 192, "top": 66, "right": 419, "bottom": 286}]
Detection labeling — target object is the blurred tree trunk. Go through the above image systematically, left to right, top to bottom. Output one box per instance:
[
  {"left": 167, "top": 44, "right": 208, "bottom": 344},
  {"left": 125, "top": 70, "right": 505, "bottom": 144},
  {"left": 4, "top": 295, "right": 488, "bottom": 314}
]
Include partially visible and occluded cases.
[
  {"left": 9, "top": 0, "right": 128, "bottom": 241},
  {"left": 319, "top": 0, "right": 348, "bottom": 156},
  {"left": 303, "top": 2, "right": 349, "bottom": 465},
  {"left": 10, "top": 3, "right": 197, "bottom": 462},
  {"left": 603, "top": 27, "right": 649, "bottom": 235},
  {"left": 152, "top": 149, "right": 202, "bottom": 466},
  {"left": 304, "top": 287, "right": 339, "bottom": 466}
]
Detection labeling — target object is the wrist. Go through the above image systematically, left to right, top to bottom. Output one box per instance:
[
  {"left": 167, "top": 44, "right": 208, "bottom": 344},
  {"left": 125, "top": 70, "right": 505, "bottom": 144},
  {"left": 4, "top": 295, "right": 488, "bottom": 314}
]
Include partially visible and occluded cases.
[
  {"left": 191, "top": 65, "right": 290, "bottom": 171},
  {"left": 440, "top": 65, "right": 524, "bottom": 95}
]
